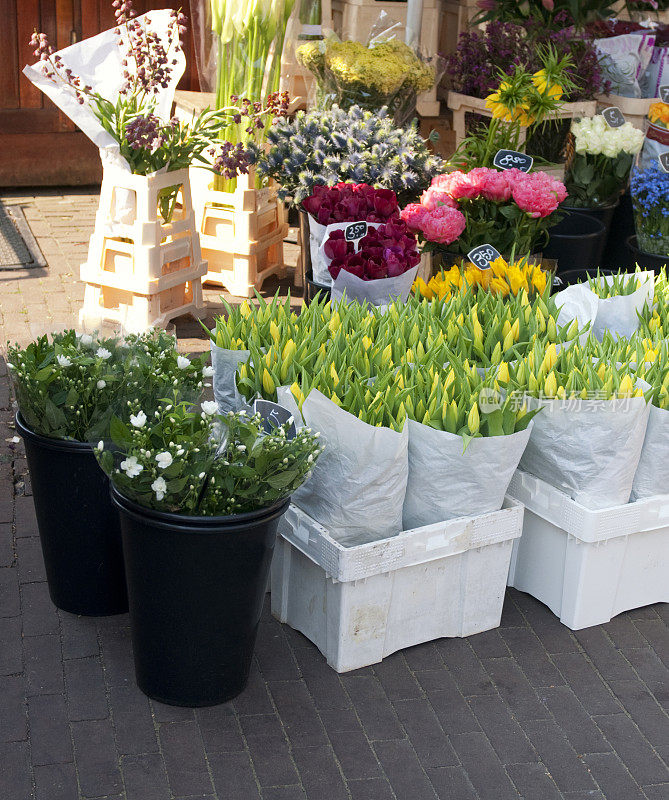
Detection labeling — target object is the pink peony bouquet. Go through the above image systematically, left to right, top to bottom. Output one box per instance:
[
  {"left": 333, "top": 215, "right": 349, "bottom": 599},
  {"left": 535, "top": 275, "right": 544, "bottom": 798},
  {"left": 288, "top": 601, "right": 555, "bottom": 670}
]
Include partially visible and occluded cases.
[
  {"left": 401, "top": 167, "right": 567, "bottom": 258},
  {"left": 302, "top": 182, "right": 400, "bottom": 226},
  {"left": 326, "top": 220, "right": 420, "bottom": 281}
]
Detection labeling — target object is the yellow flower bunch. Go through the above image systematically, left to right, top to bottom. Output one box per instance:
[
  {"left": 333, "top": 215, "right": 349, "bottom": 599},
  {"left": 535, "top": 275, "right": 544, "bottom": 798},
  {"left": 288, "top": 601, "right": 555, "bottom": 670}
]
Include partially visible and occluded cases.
[
  {"left": 648, "top": 101, "right": 669, "bottom": 130},
  {"left": 414, "top": 257, "right": 548, "bottom": 301}
]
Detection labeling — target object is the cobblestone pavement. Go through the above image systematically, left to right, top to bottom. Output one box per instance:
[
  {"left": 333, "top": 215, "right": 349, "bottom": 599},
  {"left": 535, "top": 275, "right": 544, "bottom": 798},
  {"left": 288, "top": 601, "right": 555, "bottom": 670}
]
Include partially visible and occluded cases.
[{"left": 0, "top": 188, "right": 668, "bottom": 800}]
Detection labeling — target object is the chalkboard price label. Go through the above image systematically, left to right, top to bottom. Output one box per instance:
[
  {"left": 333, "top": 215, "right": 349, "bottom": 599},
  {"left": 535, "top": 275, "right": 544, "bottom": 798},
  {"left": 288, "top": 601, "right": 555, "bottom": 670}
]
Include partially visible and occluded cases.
[
  {"left": 660, "top": 85, "right": 669, "bottom": 103},
  {"left": 602, "top": 106, "right": 626, "bottom": 128},
  {"left": 493, "top": 149, "right": 534, "bottom": 173},
  {"left": 659, "top": 153, "right": 669, "bottom": 173},
  {"left": 345, "top": 221, "right": 368, "bottom": 241},
  {"left": 467, "top": 244, "right": 502, "bottom": 270},
  {"left": 252, "top": 399, "right": 297, "bottom": 439}
]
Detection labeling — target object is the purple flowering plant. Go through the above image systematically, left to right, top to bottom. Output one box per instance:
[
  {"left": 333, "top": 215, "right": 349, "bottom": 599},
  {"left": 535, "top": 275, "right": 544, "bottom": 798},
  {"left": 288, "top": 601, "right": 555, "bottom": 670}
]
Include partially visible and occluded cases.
[{"left": 444, "top": 18, "right": 607, "bottom": 102}]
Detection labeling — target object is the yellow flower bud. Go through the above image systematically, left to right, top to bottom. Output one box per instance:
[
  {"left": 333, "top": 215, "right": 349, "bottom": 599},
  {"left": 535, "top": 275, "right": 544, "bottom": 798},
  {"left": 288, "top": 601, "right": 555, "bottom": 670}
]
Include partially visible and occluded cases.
[
  {"left": 262, "top": 368, "right": 275, "bottom": 396},
  {"left": 544, "top": 371, "right": 558, "bottom": 398},
  {"left": 467, "top": 402, "right": 480, "bottom": 435}
]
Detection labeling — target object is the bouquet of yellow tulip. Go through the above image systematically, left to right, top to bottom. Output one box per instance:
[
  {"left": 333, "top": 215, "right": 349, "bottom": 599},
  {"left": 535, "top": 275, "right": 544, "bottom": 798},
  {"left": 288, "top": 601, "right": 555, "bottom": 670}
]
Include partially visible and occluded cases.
[
  {"left": 452, "top": 46, "right": 576, "bottom": 169},
  {"left": 414, "top": 257, "right": 549, "bottom": 301}
]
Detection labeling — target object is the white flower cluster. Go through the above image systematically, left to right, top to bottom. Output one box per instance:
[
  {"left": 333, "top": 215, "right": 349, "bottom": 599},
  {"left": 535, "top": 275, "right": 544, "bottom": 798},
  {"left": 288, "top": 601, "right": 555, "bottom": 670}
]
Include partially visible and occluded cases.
[{"left": 572, "top": 116, "right": 644, "bottom": 159}]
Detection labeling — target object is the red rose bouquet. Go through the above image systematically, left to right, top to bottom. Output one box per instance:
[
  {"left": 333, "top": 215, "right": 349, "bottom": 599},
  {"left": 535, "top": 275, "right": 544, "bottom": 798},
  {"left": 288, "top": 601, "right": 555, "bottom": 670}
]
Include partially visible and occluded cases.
[{"left": 401, "top": 167, "right": 567, "bottom": 259}]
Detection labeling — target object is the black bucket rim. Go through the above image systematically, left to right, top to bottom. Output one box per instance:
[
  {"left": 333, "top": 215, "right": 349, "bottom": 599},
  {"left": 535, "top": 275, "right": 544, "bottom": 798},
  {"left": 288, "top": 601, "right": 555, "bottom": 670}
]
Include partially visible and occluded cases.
[
  {"left": 561, "top": 199, "right": 620, "bottom": 213},
  {"left": 548, "top": 211, "right": 606, "bottom": 239},
  {"left": 626, "top": 234, "right": 669, "bottom": 262},
  {"left": 15, "top": 411, "right": 93, "bottom": 454},
  {"left": 110, "top": 484, "right": 290, "bottom": 533}
]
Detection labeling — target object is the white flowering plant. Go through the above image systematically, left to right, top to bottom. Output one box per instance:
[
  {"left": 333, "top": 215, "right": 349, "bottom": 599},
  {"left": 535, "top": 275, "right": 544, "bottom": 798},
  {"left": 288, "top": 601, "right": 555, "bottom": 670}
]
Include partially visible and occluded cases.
[
  {"left": 564, "top": 115, "right": 645, "bottom": 207},
  {"left": 6, "top": 329, "right": 209, "bottom": 441},
  {"left": 95, "top": 396, "right": 323, "bottom": 515}
]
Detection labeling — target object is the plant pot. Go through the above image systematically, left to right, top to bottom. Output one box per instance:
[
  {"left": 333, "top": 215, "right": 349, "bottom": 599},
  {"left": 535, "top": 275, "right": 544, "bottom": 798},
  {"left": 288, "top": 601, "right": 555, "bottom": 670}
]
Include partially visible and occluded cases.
[
  {"left": 603, "top": 191, "right": 635, "bottom": 270},
  {"left": 561, "top": 201, "right": 619, "bottom": 266},
  {"left": 299, "top": 209, "right": 332, "bottom": 304},
  {"left": 544, "top": 212, "right": 607, "bottom": 273},
  {"left": 626, "top": 236, "right": 669, "bottom": 273},
  {"left": 554, "top": 268, "right": 617, "bottom": 287},
  {"left": 15, "top": 413, "right": 127, "bottom": 616},
  {"left": 111, "top": 487, "right": 290, "bottom": 707}
]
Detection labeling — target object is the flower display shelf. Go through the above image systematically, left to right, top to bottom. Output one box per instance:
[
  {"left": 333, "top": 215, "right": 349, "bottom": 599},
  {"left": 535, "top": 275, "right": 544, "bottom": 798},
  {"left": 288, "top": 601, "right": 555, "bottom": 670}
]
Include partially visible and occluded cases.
[
  {"left": 330, "top": 0, "right": 442, "bottom": 117},
  {"left": 439, "top": 0, "right": 480, "bottom": 57},
  {"left": 173, "top": 91, "right": 291, "bottom": 297},
  {"left": 447, "top": 92, "right": 597, "bottom": 148},
  {"left": 594, "top": 94, "right": 658, "bottom": 132},
  {"left": 79, "top": 165, "right": 206, "bottom": 332},
  {"left": 198, "top": 173, "right": 290, "bottom": 297},
  {"left": 507, "top": 470, "right": 669, "bottom": 630},
  {"left": 271, "top": 498, "right": 523, "bottom": 672}
]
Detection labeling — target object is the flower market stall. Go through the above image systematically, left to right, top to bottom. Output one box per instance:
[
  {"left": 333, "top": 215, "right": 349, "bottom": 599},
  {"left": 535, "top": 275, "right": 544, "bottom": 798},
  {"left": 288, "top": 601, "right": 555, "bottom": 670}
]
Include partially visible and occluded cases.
[{"left": 9, "top": 0, "right": 669, "bottom": 704}]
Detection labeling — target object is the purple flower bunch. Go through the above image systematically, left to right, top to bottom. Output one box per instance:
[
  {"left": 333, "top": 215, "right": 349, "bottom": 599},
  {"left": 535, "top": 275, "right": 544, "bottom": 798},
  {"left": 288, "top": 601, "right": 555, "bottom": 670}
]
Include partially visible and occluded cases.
[
  {"left": 444, "top": 19, "right": 606, "bottom": 102},
  {"left": 29, "top": 32, "right": 92, "bottom": 104},
  {"left": 125, "top": 113, "right": 165, "bottom": 152},
  {"left": 210, "top": 142, "right": 251, "bottom": 180},
  {"left": 302, "top": 183, "right": 400, "bottom": 226},
  {"left": 326, "top": 220, "right": 420, "bottom": 282}
]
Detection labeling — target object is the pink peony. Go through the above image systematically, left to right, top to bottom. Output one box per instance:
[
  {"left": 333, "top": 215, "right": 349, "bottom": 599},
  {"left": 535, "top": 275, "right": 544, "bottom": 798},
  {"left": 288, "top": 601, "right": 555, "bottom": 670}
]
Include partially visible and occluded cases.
[
  {"left": 509, "top": 171, "right": 567, "bottom": 218},
  {"left": 420, "top": 187, "right": 457, "bottom": 211},
  {"left": 401, "top": 203, "right": 432, "bottom": 231},
  {"left": 421, "top": 205, "right": 467, "bottom": 245}
]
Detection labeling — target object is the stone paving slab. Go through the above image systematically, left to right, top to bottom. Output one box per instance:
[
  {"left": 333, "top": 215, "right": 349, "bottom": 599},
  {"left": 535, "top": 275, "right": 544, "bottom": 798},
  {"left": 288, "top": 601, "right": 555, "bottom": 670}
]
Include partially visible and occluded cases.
[{"left": 0, "top": 188, "right": 668, "bottom": 800}]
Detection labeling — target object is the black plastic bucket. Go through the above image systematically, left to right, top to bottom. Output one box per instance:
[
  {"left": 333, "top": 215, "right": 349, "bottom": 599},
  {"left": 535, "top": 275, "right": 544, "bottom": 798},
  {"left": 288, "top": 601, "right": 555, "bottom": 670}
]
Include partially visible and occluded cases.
[
  {"left": 561, "top": 201, "right": 618, "bottom": 266},
  {"left": 544, "top": 212, "right": 607, "bottom": 273},
  {"left": 626, "top": 236, "right": 669, "bottom": 273},
  {"left": 554, "top": 268, "right": 617, "bottom": 287},
  {"left": 306, "top": 273, "right": 331, "bottom": 303},
  {"left": 15, "top": 413, "right": 127, "bottom": 616},
  {"left": 111, "top": 487, "right": 290, "bottom": 707}
]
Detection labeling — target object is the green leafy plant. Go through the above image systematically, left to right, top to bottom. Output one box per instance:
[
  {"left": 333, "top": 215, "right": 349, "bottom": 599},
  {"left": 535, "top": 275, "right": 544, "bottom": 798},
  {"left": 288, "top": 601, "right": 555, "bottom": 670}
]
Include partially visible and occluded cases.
[
  {"left": 6, "top": 329, "right": 208, "bottom": 441},
  {"left": 96, "top": 396, "right": 322, "bottom": 515}
]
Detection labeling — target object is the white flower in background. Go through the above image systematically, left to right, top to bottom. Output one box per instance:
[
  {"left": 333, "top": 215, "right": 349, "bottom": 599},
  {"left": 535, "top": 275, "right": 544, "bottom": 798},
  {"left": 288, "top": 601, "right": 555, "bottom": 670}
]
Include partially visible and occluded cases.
[
  {"left": 571, "top": 115, "right": 644, "bottom": 158},
  {"left": 79, "top": 333, "right": 93, "bottom": 346},
  {"left": 96, "top": 347, "right": 112, "bottom": 360},
  {"left": 56, "top": 354, "right": 72, "bottom": 367},
  {"left": 177, "top": 355, "right": 191, "bottom": 369},
  {"left": 202, "top": 365, "right": 214, "bottom": 377},
  {"left": 97, "top": 380, "right": 106, "bottom": 389},
  {"left": 201, "top": 401, "right": 218, "bottom": 416},
  {"left": 130, "top": 410, "right": 147, "bottom": 428},
  {"left": 97, "top": 440, "right": 104, "bottom": 451},
  {"left": 155, "top": 451, "right": 173, "bottom": 469},
  {"left": 120, "top": 456, "right": 143, "bottom": 477},
  {"left": 151, "top": 476, "right": 167, "bottom": 500}
]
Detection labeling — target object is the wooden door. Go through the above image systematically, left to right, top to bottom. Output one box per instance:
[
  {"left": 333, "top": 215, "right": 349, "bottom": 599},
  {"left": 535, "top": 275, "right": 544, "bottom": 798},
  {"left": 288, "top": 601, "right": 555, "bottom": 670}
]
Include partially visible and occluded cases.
[{"left": 0, "top": 0, "right": 198, "bottom": 187}]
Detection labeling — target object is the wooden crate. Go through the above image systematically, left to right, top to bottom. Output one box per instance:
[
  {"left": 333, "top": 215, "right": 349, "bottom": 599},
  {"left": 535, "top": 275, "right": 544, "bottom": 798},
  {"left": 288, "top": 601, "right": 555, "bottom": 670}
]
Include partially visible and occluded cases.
[
  {"left": 330, "top": 0, "right": 442, "bottom": 117},
  {"left": 447, "top": 91, "right": 597, "bottom": 148},
  {"left": 79, "top": 166, "right": 206, "bottom": 331}
]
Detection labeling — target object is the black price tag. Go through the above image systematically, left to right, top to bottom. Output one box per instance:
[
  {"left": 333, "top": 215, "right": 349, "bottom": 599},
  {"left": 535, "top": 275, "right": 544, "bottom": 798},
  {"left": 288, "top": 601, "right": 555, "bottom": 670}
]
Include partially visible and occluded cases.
[
  {"left": 660, "top": 85, "right": 669, "bottom": 103},
  {"left": 602, "top": 106, "right": 626, "bottom": 128},
  {"left": 493, "top": 149, "right": 534, "bottom": 173},
  {"left": 659, "top": 153, "right": 669, "bottom": 173},
  {"left": 345, "top": 221, "right": 368, "bottom": 241},
  {"left": 467, "top": 244, "right": 502, "bottom": 270},
  {"left": 252, "top": 399, "right": 297, "bottom": 439}
]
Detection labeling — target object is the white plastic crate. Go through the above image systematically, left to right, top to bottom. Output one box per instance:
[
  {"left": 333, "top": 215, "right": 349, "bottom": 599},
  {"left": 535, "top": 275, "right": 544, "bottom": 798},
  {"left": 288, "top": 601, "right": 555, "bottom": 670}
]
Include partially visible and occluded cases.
[
  {"left": 507, "top": 471, "right": 669, "bottom": 630},
  {"left": 271, "top": 499, "right": 523, "bottom": 672}
]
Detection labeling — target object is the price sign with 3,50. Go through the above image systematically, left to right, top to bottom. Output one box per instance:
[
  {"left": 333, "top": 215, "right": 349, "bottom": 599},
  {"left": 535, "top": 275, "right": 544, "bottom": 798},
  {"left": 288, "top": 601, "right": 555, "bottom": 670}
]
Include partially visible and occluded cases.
[{"left": 467, "top": 244, "right": 502, "bottom": 270}]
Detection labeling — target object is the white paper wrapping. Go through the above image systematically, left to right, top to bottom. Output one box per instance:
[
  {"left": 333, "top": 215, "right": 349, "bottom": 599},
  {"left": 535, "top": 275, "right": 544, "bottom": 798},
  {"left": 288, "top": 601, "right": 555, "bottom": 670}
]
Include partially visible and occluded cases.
[
  {"left": 308, "top": 215, "right": 383, "bottom": 285},
  {"left": 331, "top": 266, "right": 418, "bottom": 306},
  {"left": 592, "top": 272, "right": 654, "bottom": 340},
  {"left": 553, "top": 284, "right": 599, "bottom": 343},
  {"left": 210, "top": 342, "right": 250, "bottom": 413},
  {"left": 519, "top": 389, "right": 651, "bottom": 509},
  {"left": 291, "top": 390, "right": 408, "bottom": 546},
  {"left": 631, "top": 404, "right": 669, "bottom": 501},
  {"left": 402, "top": 419, "right": 532, "bottom": 529}
]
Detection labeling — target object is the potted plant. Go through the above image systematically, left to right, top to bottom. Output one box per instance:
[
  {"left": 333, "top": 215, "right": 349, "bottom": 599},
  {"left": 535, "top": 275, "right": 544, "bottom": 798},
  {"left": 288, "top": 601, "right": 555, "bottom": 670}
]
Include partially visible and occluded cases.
[
  {"left": 444, "top": 21, "right": 603, "bottom": 163},
  {"left": 250, "top": 103, "right": 444, "bottom": 293},
  {"left": 560, "top": 114, "right": 645, "bottom": 271},
  {"left": 400, "top": 167, "right": 567, "bottom": 265},
  {"left": 6, "top": 329, "right": 208, "bottom": 615},
  {"left": 96, "top": 397, "right": 322, "bottom": 706}
]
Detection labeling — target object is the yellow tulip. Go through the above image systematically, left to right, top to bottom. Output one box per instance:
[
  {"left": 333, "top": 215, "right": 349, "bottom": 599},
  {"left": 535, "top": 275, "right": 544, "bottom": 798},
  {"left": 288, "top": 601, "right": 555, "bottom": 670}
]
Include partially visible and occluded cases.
[
  {"left": 262, "top": 368, "right": 275, "bottom": 396},
  {"left": 544, "top": 371, "right": 558, "bottom": 398},
  {"left": 467, "top": 402, "right": 480, "bottom": 435}
]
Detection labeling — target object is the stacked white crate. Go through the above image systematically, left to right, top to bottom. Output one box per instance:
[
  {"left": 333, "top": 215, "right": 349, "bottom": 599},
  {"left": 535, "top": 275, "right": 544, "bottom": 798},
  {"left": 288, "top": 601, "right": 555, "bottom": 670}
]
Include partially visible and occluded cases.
[{"left": 79, "top": 165, "right": 206, "bottom": 332}]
